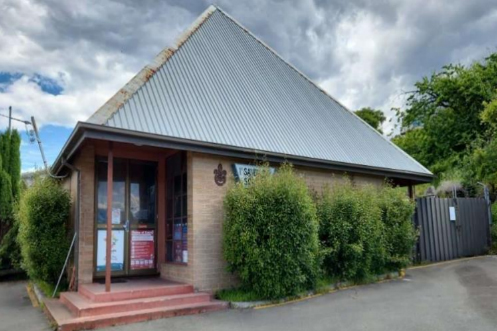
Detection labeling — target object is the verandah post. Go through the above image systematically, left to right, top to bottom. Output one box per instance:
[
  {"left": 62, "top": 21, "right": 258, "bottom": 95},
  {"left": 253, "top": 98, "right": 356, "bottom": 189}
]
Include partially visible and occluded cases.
[{"left": 105, "top": 142, "right": 113, "bottom": 292}]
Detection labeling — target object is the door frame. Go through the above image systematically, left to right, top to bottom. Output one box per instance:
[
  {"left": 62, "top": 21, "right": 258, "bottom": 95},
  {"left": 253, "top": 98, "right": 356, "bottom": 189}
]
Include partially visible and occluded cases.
[{"left": 93, "top": 156, "right": 159, "bottom": 278}]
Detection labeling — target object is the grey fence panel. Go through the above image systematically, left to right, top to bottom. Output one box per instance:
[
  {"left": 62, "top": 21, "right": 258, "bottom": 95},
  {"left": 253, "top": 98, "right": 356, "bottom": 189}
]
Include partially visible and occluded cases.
[{"left": 414, "top": 197, "right": 490, "bottom": 263}]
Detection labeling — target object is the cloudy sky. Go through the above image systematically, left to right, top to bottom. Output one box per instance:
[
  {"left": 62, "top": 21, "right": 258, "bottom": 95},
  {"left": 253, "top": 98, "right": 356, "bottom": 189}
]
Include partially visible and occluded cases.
[{"left": 1, "top": 0, "right": 497, "bottom": 171}]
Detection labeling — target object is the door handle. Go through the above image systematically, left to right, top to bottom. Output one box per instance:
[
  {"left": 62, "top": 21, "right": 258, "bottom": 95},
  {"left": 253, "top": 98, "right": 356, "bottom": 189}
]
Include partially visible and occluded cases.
[{"left": 124, "top": 219, "right": 130, "bottom": 233}]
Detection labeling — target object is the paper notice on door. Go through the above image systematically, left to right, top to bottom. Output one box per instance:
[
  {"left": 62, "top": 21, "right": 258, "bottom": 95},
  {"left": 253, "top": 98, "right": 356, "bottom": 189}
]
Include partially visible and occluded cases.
[
  {"left": 449, "top": 206, "right": 456, "bottom": 221},
  {"left": 112, "top": 208, "right": 121, "bottom": 224},
  {"left": 130, "top": 230, "right": 155, "bottom": 270}
]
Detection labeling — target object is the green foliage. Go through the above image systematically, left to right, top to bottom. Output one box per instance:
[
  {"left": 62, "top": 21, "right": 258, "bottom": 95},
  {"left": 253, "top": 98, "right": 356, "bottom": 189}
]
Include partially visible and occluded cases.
[
  {"left": 393, "top": 53, "right": 497, "bottom": 185},
  {"left": 355, "top": 107, "right": 386, "bottom": 133},
  {"left": 391, "top": 129, "right": 431, "bottom": 169},
  {"left": 0, "top": 130, "right": 22, "bottom": 270},
  {"left": 8, "top": 130, "right": 21, "bottom": 201},
  {"left": 461, "top": 138, "right": 497, "bottom": 192},
  {"left": 223, "top": 164, "right": 319, "bottom": 299},
  {"left": 0, "top": 168, "right": 12, "bottom": 220},
  {"left": 17, "top": 178, "right": 71, "bottom": 283},
  {"left": 317, "top": 182, "right": 416, "bottom": 281},
  {"left": 317, "top": 182, "right": 386, "bottom": 281},
  {"left": 378, "top": 186, "right": 418, "bottom": 270},
  {"left": 492, "top": 202, "right": 497, "bottom": 224},
  {"left": 490, "top": 203, "right": 497, "bottom": 254},
  {"left": 490, "top": 203, "right": 497, "bottom": 255},
  {"left": 0, "top": 220, "right": 21, "bottom": 269},
  {"left": 216, "top": 288, "right": 262, "bottom": 302}
]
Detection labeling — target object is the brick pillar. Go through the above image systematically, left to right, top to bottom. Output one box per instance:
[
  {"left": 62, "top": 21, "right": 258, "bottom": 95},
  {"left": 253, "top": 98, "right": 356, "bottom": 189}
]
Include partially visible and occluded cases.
[{"left": 75, "top": 144, "right": 95, "bottom": 286}]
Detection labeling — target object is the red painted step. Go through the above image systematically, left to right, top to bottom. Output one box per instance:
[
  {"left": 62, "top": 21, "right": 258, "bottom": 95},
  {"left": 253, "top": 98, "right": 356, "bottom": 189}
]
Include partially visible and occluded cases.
[
  {"left": 79, "top": 279, "right": 193, "bottom": 302},
  {"left": 60, "top": 291, "right": 212, "bottom": 317},
  {"left": 45, "top": 298, "right": 228, "bottom": 331}
]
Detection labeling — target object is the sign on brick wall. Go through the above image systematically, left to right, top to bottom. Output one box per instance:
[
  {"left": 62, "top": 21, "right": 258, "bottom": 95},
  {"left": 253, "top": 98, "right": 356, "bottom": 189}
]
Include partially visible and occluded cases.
[{"left": 232, "top": 163, "right": 275, "bottom": 186}]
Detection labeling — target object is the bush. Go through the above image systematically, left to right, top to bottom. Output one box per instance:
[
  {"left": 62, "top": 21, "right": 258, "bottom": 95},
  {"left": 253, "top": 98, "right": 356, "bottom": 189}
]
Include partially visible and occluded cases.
[
  {"left": 223, "top": 164, "right": 319, "bottom": 299},
  {"left": 18, "top": 178, "right": 71, "bottom": 283},
  {"left": 317, "top": 182, "right": 386, "bottom": 281},
  {"left": 378, "top": 186, "right": 417, "bottom": 269},
  {"left": 490, "top": 203, "right": 497, "bottom": 254}
]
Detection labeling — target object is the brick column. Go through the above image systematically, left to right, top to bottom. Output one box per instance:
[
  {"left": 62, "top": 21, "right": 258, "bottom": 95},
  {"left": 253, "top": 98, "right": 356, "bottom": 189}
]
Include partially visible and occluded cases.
[{"left": 74, "top": 144, "right": 95, "bottom": 286}]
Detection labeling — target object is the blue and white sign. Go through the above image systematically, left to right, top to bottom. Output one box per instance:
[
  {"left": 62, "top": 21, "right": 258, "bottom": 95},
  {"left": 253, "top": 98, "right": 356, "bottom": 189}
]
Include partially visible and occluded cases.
[{"left": 232, "top": 163, "right": 275, "bottom": 186}]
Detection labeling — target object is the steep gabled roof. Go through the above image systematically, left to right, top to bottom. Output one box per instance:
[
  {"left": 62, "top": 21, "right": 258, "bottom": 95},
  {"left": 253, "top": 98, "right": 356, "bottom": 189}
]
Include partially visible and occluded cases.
[{"left": 85, "top": 5, "right": 432, "bottom": 178}]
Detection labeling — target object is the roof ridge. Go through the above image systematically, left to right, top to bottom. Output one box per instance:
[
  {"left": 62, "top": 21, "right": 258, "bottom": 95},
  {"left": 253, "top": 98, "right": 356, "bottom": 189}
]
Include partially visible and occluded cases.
[
  {"left": 86, "top": 5, "right": 218, "bottom": 125},
  {"left": 214, "top": 6, "right": 431, "bottom": 174}
]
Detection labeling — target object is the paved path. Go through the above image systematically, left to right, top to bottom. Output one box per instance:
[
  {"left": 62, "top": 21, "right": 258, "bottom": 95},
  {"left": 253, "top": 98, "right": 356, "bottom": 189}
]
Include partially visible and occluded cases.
[
  {"left": 2, "top": 256, "right": 497, "bottom": 331},
  {"left": 108, "top": 256, "right": 497, "bottom": 331},
  {"left": 0, "top": 281, "right": 51, "bottom": 331}
]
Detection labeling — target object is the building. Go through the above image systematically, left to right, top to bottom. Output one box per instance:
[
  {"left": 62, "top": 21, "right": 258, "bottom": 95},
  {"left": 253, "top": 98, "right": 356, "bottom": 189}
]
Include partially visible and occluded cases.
[{"left": 46, "top": 5, "right": 432, "bottom": 329}]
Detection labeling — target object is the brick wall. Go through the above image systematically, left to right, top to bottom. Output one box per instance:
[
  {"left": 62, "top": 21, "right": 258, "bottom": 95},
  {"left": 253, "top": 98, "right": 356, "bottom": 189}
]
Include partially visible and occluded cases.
[
  {"left": 73, "top": 144, "right": 95, "bottom": 286},
  {"left": 161, "top": 152, "right": 194, "bottom": 284},
  {"left": 186, "top": 152, "right": 384, "bottom": 292}
]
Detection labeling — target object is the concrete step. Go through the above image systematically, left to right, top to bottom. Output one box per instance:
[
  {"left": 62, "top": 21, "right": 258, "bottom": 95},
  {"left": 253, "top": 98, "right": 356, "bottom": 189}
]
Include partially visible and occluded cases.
[
  {"left": 79, "top": 279, "right": 194, "bottom": 302},
  {"left": 60, "top": 291, "right": 212, "bottom": 317},
  {"left": 45, "top": 298, "right": 228, "bottom": 331}
]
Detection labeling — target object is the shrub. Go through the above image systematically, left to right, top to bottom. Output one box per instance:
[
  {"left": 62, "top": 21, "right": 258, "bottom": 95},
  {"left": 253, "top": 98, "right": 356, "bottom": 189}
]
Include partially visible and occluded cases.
[
  {"left": 223, "top": 164, "right": 319, "bottom": 299},
  {"left": 18, "top": 178, "right": 71, "bottom": 283},
  {"left": 317, "top": 182, "right": 386, "bottom": 281},
  {"left": 378, "top": 186, "right": 417, "bottom": 269},
  {"left": 490, "top": 203, "right": 497, "bottom": 254}
]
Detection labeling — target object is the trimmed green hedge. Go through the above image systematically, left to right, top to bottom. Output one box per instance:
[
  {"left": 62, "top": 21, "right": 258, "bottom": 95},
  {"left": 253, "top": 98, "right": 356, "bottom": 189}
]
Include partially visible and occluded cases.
[
  {"left": 223, "top": 164, "right": 319, "bottom": 299},
  {"left": 223, "top": 164, "right": 418, "bottom": 299},
  {"left": 18, "top": 178, "right": 71, "bottom": 283},
  {"left": 317, "top": 181, "right": 416, "bottom": 281},
  {"left": 317, "top": 183, "right": 386, "bottom": 281},
  {"left": 378, "top": 186, "right": 418, "bottom": 270}
]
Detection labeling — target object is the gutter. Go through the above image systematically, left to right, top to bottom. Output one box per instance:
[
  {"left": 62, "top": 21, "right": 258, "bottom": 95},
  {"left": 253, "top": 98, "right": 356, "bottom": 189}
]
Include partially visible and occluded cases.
[
  {"left": 53, "top": 122, "right": 434, "bottom": 184},
  {"left": 61, "top": 157, "right": 80, "bottom": 289}
]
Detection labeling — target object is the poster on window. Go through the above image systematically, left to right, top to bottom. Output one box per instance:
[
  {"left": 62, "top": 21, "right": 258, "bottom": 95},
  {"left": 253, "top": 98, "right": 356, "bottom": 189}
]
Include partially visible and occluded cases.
[
  {"left": 96, "top": 230, "right": 124, "bottom": 271},
  {"left": 131, "top": 230, "right": 155, "bottom": 270}
]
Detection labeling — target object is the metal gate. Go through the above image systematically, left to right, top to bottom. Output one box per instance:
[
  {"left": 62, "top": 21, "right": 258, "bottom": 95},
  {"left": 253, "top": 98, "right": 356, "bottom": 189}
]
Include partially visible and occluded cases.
[{"left": 414, "top": 197, "right": 491, "bottom": 262}]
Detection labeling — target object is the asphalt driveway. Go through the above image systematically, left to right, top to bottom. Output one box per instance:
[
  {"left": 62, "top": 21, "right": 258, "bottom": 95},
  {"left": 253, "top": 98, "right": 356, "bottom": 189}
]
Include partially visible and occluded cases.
[
  {"left": 2, "top": 256, "right": 496, "bottom": 331},
  {"left": 0, "top": 281, "right": 51, "bottom": 331}
]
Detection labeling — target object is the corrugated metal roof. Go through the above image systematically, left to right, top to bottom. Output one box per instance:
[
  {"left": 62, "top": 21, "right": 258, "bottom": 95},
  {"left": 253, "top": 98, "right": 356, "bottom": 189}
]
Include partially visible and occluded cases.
[{"left": 87, "top": 5, "right": 431, "bottom": 176}]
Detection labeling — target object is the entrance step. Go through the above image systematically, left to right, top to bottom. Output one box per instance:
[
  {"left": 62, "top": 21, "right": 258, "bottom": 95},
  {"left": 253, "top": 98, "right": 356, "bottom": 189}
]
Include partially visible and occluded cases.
[
  {"left": 43, "top": 278, "right": 227, "bottom": 331},
  {"left": 79, "top": 278, "right": 193, "bottom": 302},
  {"left": 61, "top": 291, "right": 212, "bottom": 317},
  {"left": 45, "top": 298, "right": 227, "bottom": 331}
]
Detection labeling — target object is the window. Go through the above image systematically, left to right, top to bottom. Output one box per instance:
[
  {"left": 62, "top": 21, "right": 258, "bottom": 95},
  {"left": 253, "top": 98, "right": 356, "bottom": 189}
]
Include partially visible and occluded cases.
[
  {"left": 166, "top": 152, "right": 188, "bottom": 263},
  {"left": 96, "top": 158, "right": 126, "bottom": 224},
  {"left": 129, "top": 161, "right": 156, "bottom": 225}
]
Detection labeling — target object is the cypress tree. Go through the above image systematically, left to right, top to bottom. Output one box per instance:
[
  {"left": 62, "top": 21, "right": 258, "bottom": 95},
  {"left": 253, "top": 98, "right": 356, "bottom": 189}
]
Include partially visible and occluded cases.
[
  {"left": 8, "top": 130, "right": 21, "bottom": 201},
  {"left": 0, "top": 131, "right": 11, "bottom": 174}
]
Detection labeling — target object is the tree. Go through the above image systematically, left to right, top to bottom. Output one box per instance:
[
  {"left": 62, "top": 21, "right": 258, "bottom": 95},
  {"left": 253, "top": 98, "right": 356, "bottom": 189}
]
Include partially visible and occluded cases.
[
  {"left": 393, "top": 54, "right": 497, "bottom": 177},
  {"left": 355, "top": 107, "right": 386, "bottom": 133},
  {"left": 0, "top": 130, "right": 22, "bottom": 269},
  {"left": 8, "top": 130, "right": 21, "bottom": 201}
]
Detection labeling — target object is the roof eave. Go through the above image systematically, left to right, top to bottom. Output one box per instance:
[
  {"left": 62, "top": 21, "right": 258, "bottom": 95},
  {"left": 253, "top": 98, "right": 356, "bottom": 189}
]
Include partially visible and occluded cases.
[{"left": 53, "top": 123, "right": 434, "bottom": 184}]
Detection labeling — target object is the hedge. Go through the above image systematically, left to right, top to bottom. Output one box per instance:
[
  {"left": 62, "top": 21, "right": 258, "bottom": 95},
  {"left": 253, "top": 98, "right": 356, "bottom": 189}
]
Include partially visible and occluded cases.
[
  {"left": 223, "top": 164, "right": 319, "bottom": 299},
  {"left": 18, "top": 178, "right": 71, "bottom": 283},
  {"left": 317, "top": 181, "right": 417, "bottom": 281},
  {"left": 317, "top": 182, "right": 386, "bottom": 281},
  {"left": 378, "top": 186, "right": 418, "bottom": 270}
]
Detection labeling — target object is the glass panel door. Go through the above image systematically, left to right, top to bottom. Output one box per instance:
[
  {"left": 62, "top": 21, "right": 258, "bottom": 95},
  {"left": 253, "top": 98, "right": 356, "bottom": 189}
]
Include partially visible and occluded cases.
[
  {"left": 94, "top": 158, "right": 158, "bottom": 277},
  {"left": 95, "top": 158, "right": 127, "bottom": 275},
  {"left": 128, "top": 161, "right": 157, "bottom": 275}
]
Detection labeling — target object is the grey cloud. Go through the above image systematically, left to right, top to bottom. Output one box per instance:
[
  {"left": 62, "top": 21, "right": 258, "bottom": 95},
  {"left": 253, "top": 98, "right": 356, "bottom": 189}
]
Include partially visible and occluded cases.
[{"left": 1, "top": 0, "right": 497, "bottom": 134}]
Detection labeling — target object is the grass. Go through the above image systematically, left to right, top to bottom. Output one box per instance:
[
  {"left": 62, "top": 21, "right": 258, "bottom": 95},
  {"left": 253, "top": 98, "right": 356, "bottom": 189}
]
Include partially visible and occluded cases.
[
  {"left": 216, "top": 271, "right": 401, "bottom": 303},
  {"left": 217, "top": 275, "right": 340, "bottom": 302},
  {"left": 34, "top": 279, "right": 67, "bottom": 298},
  {"left": 216, "top": 288, "right": 262, "bottom": 302}
]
